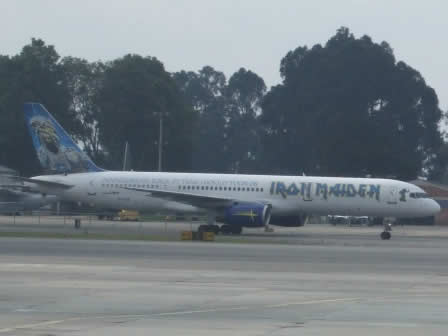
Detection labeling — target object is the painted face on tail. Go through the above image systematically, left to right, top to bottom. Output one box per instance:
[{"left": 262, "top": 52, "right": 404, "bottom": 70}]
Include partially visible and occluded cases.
[
  {"left": 24, "top": 103, "right": 103, "bottom": 174},
  {"left": 29, "top": 116, "right": 91, "bottom": 173},
  {"left": 31, "top": 120, "right": 60, "bottom": 154}
]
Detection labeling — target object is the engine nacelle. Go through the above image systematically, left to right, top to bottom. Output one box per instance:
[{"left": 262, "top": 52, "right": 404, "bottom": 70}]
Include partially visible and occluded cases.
[
  {"left": 219, "top": 203, "right": 272, "bottom": 228},
  {"left": 269, "top": 214, "right": 307, "bottom": 227}
]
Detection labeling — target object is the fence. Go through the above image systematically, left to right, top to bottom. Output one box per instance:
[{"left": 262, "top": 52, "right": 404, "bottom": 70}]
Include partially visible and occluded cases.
[{"left": 0, "top": 211, "right": 204, "bottom": 238}]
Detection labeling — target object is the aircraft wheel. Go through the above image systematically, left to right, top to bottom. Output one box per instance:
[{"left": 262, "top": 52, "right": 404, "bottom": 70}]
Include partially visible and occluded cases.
[
  {"left": 202, "top": 225, "right": 219, "bottom": 234},
  {"left": 220, "top": 225, "right": 231, "bottom": 235},
  {"left": 231, "top": 226, "right": 243, "bottom": 235},
  {"left": 380, "top": 231, "right": 391, "bottom": 240}
]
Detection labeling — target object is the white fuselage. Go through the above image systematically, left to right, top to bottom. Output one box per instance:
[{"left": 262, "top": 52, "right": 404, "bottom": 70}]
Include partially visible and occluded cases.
[{"left": 30, "top": 171, "right": 440, "bottom": 218}]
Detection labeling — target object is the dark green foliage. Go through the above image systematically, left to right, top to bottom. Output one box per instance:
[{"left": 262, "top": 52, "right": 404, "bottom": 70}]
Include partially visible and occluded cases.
[
  {"left": 261, "top": 27, "right": 443, "bottom": 179},
  {"left": 0, "top": 32, "right": 445, "bottom": 180},
  {"left": 0, "top": 39, "right": 78, "bottom": 176},
  {"left": 96, "top": 54, "right": 196, "bottom": 171},
  {"left": 61, "top": 57, "right": 105, "bottom": 163},
  {"left": 173, "top": 67, "right": 228, "bottom": 172},
  {"left": 174, "top": 67, "right": 266, "bottom": 173},
  {"left": 225, "top": 68, "right": 266, "bottom": 173}
]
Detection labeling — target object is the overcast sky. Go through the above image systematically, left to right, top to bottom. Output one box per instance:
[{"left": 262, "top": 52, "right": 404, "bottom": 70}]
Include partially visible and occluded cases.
[{"left": 2, "top": 0, "right": 447, "bottom": 111}]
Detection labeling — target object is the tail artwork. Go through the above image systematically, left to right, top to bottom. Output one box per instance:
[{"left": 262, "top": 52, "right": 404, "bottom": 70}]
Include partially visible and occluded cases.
[{"left": 24, "top": 103, "right": 103, "bottom": 174}]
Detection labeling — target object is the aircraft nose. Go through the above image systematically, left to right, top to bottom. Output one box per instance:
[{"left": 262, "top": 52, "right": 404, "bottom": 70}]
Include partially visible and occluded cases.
[{"left": 428, "top": 199, "right": 441, "bottom": 215}]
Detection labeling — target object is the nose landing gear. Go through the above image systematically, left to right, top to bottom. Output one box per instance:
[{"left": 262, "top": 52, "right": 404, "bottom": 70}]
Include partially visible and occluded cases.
[
  {"left": 380, "top": 223, "right": 393, "bottom": 240},
  {"left": 380, "top": 231, "right": 391, "bottom": 240}
]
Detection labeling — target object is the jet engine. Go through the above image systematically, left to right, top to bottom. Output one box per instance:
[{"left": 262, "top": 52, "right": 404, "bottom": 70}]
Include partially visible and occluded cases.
[{"left": 219, "top": 203, "right": 272, "bottom": 228}]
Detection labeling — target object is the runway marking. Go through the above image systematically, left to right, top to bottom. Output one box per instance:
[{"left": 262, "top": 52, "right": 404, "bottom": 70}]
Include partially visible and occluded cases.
[
  {"left": 1, "top": 294, "right": 445, "bottom": 332},
  {"left": 0, "top": 297, "right": 356, "bottom": 332},
  {"left": 266, "top": 297, "right": 360, "bottom": 308},
  {"left": 153, "top": 306, "right": 250, "bottom": 316},
  {"left": 0, "top": 318, "right": 79, "bottom": 333}
]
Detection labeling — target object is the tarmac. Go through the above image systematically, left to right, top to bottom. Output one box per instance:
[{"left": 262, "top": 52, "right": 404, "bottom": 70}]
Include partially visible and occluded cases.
[{"left": 1, "top": 216, "right": 448, "bottom": 335}]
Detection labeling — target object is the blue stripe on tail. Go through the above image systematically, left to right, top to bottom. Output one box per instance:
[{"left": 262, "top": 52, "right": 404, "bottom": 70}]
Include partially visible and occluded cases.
[{"left": 24, "top": 103, "right": 103, "bottom": 174}]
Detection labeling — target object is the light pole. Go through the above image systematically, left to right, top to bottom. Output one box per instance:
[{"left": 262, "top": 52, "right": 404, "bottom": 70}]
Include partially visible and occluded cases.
[
  {"left": 158, "top": 111, "right": 163, "bottom": 172},
  {"left": 123, "top": 141, "right": 129, "bottom": 171}
]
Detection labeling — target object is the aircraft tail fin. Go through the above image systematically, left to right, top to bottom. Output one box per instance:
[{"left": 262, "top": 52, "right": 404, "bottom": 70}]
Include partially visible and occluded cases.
[{"left": 24, "top": 103, "right": 103, "bottom": 174}]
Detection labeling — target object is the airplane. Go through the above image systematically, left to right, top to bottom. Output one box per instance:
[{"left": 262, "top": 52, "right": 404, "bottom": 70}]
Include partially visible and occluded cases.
[{"left": 22, "top": 103, "right": 440, "bottom": 240}]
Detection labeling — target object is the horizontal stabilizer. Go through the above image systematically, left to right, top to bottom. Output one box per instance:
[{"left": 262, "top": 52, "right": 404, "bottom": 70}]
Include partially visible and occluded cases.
[{"left": 20, "top": 177, "right": 73, "bottom": 190}]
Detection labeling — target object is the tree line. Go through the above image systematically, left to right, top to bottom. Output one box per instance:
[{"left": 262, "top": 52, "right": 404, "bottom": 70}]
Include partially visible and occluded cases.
[{"left": 0, "top": 27, "right": 446, "bottom": 181}]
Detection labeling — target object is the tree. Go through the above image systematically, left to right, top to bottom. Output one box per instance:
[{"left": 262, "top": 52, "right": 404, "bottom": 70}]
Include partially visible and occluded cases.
[
  {"left": 260, "top": 27, "right": 443, "bottom": 179},
  {"left": 0, "top": 39, "right": 78, "bottom": 176},
  {"left": 96, "top": 54, "right": 196, "bottom": 171},
  {"left": 61, "top": 57, "right": 105, "bottom": 163},
  {"left": 174, "top": 66, "right": 228, "bottom": 172},
  {"left": 225, "top": 68, "right": 266, "bottom": 173}
]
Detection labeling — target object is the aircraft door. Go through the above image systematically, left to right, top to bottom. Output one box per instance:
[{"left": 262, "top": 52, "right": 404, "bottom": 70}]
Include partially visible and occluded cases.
[
  {"left": 86, "top": 179, "right": 98, "bottom": 207},
  {"left": 87, "top": 179, "right": 97, "bottom": 198},
  {"left": 302, "top": 182, "right": 313, "bottom": 202},
  {"left": 386, "top": 186, "right": 398, "bottom": 205}
]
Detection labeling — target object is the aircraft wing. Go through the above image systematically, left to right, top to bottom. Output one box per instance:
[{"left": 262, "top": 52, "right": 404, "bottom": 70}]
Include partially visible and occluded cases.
[
  {"left": 3, "top": 176, "right": 73, "bottom": 190},
  {"left": 124, "top": 186, "right": 237, "bottom": 210}
]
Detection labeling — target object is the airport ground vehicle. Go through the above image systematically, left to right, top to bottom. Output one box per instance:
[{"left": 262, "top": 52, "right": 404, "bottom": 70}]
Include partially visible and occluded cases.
[{"left": 118, "top": 209, "right": 140, "bottom": 221}]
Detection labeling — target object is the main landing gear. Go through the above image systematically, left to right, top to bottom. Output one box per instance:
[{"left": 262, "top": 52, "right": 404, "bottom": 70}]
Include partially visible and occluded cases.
[
  {"left": 199, "top": 213, "right": 243, "bottom": 235},
  {"left": 380, "top": 223, "right": 393, "bottom": 240},
  {"left": 197, "top": 224, "right": 243, "bottom": 235},
  {"left": 198, "top": 224, "right": 220, "bottom": 234}
]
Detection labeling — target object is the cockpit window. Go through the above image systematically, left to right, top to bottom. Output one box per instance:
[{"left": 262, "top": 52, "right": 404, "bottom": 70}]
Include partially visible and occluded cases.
[{"left": 410, "top": 192, "right": 428, "bottom": 199}]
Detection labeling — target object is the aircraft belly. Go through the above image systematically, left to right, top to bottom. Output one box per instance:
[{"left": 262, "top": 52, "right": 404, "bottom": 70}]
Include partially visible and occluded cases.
[{"left": 272, "top": 196, "right": 392, "bottom": 217}]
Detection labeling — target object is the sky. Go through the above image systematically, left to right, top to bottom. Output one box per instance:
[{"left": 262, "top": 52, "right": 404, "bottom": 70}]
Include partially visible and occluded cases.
[{"left": 1, "top": 0, "right": 447, "bottom": 112}]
